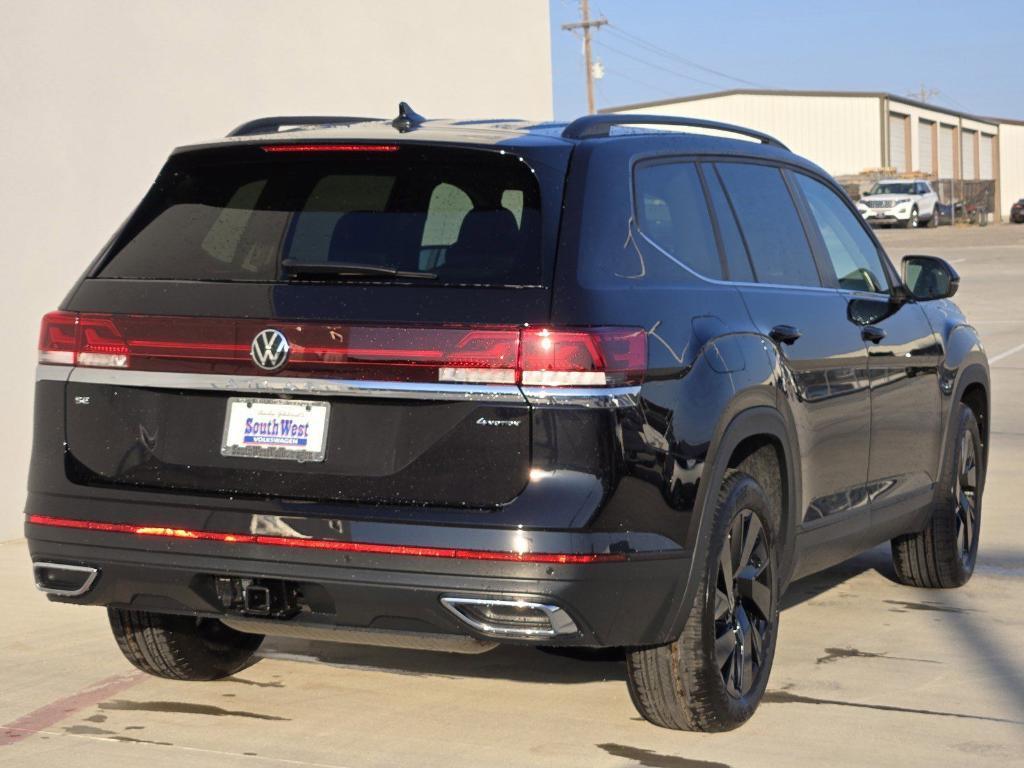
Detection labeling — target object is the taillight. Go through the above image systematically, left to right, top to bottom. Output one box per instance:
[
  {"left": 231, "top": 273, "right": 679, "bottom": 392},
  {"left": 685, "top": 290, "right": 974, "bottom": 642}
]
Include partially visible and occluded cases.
[
  {"left": 38, "top": 311, "right": 77, "bottom": 365},
  {"left": 38, "top": 313, "right": 646, "bottom": 388},
  {"left": 519, "top": 328, "right": 646, "bottom": 387}
]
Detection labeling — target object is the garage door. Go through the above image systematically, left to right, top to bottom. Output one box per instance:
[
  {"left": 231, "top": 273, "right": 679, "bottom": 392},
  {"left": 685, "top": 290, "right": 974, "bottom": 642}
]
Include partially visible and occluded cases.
[
  {"left": 889, "top": 114, "right": 907, "bottom": 172},
  {"left": 919, "top": 120, "right": 934, "bottom": 174},
  {"left": 939, "top": 125, "right": 955, "bottom": 177},
  {"left": 962, "top": 130, "right": 977, "bottom": 179},
  {"left": 979, "top": 134, "right": 994, "bottom": 179}
]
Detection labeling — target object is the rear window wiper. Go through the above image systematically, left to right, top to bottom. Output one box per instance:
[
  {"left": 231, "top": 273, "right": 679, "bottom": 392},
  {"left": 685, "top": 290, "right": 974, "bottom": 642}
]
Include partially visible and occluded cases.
[{"left": 281, "top": 259, "right": 437, "bottom": 280}]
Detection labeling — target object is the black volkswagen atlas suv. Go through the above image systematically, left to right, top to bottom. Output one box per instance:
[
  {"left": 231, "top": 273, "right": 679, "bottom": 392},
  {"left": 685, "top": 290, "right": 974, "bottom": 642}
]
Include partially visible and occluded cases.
[{"left": 26, "top": 106, "right": 989, "bottom": 731}]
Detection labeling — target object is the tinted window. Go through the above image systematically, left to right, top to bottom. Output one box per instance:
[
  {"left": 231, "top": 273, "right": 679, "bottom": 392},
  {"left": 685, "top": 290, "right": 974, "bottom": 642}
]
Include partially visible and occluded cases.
[
  {"left": 99, "top": 147, "right": 542, "bottom": 286},
  {"left": 635, "top": 162, "right": 722, "bottom": 280},
  {"left": 715, "top": 162, "right": 820, "bottom": 287},
  {"left": 702, "top": 165, "right": 754, "bottom": 282},
  {"left": 794, "top": 173, "right": 890, "bottom": 294}
]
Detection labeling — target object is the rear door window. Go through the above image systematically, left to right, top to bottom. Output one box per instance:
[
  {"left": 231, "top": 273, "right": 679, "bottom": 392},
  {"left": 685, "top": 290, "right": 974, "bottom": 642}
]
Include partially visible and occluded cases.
[
  {"left": 98, "top": 146, "right": 544, "bottom": 286},
  {"left": 634, "top": 161, "right": 723, "bottom": 280},
  {"left": 714, "top": 162, "right": 821, "bottom": 287},
  {"left": 701, "top": 165, "right": 754, "bottom": 282}
]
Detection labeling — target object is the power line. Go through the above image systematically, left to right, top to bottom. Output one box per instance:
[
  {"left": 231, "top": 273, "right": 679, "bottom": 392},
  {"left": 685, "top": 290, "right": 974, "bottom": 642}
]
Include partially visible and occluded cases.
[
  {"left": 605, "top": 24, "right": 769, "bottom": 89},
  {"left": 593, "top": 38, "right": 723, "bottom": 90},
  {"left": 601, "top": 68, "right": 677, "bottom": 99}
]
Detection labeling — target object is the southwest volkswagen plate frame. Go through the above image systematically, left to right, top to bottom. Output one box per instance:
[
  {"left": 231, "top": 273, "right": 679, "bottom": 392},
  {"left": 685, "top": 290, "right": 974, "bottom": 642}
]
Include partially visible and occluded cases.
[{"left": 220, "top": 397, "right": 330, "bottom": 463}]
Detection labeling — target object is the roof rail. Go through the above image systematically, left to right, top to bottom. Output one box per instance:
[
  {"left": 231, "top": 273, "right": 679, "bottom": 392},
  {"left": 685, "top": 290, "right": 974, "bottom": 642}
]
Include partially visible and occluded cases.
[
  {"left": 561, "top": 113, "right": 788, "bottom": 149},
  {"left": 226, "top": 116, "right": 379, "bottom": 137}
]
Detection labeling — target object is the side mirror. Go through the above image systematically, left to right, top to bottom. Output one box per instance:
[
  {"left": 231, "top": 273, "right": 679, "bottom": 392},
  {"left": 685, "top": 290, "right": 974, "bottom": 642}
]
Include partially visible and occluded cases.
[{"left": 902, "top": 255, "right": 959, "bottom": 300}]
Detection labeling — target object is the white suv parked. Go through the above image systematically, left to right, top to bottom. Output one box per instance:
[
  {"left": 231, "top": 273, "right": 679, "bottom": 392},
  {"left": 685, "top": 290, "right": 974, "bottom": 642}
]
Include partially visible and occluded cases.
[{"left": 861, "top": 179, "right": 939, "bottom": 228}]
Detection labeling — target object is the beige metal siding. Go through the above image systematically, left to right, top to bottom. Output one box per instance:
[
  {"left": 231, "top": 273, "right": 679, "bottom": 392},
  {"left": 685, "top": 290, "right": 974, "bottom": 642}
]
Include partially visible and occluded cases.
[
  {"left": 629, "top": 93, "right": 882, "bottom": 177},
  {"left": 889, "top": 114, "right": 908, "bottom": 172},
  {"left": 919, "top": 120, "right": 934, "bottom": 174},
  {"left": 999, "top": 122, "right": 1024, "bottom": 217},
  {"left": 939, "top": 125, "right": 955, "bottom": 177},
  {"left": 962, "top": 130, "right": 977, "bottom": 179},
  {"left": 979, "top": 134, "right": 994, "bottom": 179}
]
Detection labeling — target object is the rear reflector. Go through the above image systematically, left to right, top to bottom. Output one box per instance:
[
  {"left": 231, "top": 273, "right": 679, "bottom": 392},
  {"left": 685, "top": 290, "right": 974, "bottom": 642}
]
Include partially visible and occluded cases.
[
  {"left": 261, "top": 144, "right": 399, "bottom": 153},
  {"left": 38, "top": 313, "right": 645, "bottom": 387},
  {"left": 27, "top": 515, "right": 627, "bottom": 564}
]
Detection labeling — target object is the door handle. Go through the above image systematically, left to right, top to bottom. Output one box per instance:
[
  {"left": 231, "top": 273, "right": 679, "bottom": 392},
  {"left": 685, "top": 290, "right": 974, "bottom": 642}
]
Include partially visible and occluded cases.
[
  {"left": 769, "top": 324, "right": 802, "bottom": 345},
  {"left": 861, "top": 325, "right": 886, "bottom": 344}
]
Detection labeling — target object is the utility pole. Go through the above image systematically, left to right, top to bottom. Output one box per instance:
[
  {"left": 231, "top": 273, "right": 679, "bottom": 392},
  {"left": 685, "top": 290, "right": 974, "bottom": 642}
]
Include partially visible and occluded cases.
[
  {"left": 561, "top": 0, "right": 607, "bottom": 114},
  {"left": 908, "top": 84, "right": 940, "bottom": 103}
]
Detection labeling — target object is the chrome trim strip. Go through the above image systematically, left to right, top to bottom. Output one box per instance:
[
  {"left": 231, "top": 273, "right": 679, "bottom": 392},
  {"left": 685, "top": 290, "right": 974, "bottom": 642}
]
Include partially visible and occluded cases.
[
  {"left": 637, "top": 230, "right": 840, "bottom": 294},
  {"left": 36, "top": 364, "right": 74, "bottom": 383},
  {"left": 66, "top": 367, "right": 527, "bottom": 403},
  {"left": 521, "top": 385, "right": 640, "bottom": 408},
  {"left": 33, "top": 562, "right": 99, "bottom": 597},
  {"left": 440, "top": 596, "right": 579, "bottom": 638},
  {"left": 221, "top": 618, "right": 498, "bottom": 654}
]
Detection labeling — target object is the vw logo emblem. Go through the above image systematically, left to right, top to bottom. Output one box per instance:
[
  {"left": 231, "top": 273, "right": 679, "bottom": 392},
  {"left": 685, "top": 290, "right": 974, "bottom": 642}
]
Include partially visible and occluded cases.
[{"left": 250, "top": 329, "right": 290, "bottom": 372}]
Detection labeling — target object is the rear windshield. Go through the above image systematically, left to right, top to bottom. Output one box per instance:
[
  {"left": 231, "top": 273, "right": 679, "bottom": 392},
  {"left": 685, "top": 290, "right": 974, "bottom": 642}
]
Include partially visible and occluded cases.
[{"left": 98, "top": 145, "right": 544, "bottom": 286}]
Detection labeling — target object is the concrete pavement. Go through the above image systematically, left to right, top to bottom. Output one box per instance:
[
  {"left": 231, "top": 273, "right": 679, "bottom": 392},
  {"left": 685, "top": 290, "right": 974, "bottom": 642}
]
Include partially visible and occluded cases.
[{"left": 2, "top": 224, "right": 1023, "bottom": 767}]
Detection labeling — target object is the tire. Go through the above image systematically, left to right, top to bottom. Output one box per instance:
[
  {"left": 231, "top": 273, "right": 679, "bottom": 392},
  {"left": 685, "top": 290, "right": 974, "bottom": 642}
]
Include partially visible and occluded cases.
[
  {"left": 928, "top": 205, "right": 939, "bottom": 227},
  {"left": 906, "top": 206, "right": 920, "bottom": 229},
  {"left": 891, "top": 403, "right": 983, "bottom": 588},
  {"left": 626, "top": 472, "right": 780, "bottom": 731},
  {"left": 108, "top": 609, "right": 264, "bottom": 680}
]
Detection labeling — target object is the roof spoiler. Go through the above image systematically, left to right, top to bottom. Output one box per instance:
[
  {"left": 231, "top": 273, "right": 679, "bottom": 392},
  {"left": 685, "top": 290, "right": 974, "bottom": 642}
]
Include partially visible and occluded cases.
[
  {"left": 561, "top": 113, "right": 788, "bottom": 149},
  {"left": 226, "top": 116, "right": 379, "bottom": 137}
]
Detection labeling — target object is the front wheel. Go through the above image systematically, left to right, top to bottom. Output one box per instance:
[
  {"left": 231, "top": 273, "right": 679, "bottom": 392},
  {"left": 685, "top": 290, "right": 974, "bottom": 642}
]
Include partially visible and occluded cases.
[
  {"left": 905, "top": 206, "right": 920, "bottom": 228},
  {"left": 891, "top": 403, "right": 983, "bottom": 588},
  {"left": 626, "top": 472, "right": 780, "bottom": 731},
  {"left": 109, "top": 609, "right": 264, "bottom": 680}
]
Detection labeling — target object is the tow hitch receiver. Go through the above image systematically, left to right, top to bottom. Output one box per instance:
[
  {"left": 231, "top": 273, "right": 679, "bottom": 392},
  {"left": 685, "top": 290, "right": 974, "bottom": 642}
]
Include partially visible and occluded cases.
[{"left": 214, "top": 576, "right": 301, "bottom": 618}]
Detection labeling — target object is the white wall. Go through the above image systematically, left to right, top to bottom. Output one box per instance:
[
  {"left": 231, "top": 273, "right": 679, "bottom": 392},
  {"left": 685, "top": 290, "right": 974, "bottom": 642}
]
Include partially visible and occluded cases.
[
  {"left": 0, "top": 0, "right": 552, "bottom": 541},
  {"left": 630, "top": 93, "right": 883, "bottom": 176},
  {"left": 999, "top": 122, "right": 1024, "bottom": 218}
]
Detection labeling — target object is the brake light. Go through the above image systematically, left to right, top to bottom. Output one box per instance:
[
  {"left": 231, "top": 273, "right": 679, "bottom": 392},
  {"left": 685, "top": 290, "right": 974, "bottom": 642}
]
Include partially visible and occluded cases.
[
  {"left": 261, "top": 144, "right": 399, "bottom": 153},
  {"left": 38, "top": 314, "right": 646, "bottom": 388}
]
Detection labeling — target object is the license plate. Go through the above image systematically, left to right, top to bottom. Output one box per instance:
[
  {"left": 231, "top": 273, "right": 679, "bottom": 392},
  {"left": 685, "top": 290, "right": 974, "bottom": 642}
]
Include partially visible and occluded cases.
[{"left": 221, "top": 398, "right": 329, "bottom": 462}]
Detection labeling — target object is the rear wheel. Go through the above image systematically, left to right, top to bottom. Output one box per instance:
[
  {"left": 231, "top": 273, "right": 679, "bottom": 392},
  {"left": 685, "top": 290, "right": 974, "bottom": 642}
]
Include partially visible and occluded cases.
[
  {"left": 928, "top": 205, "right": 939, "bottom": 227},
  {"left": 891, "top": 403, "right": 983, "bottom": 588},
  {"left": 626, "top": 472, "right": 779, "bottom": 731},
  {"left": 108, "top": 609, "right": 264, "bottom": 680}
]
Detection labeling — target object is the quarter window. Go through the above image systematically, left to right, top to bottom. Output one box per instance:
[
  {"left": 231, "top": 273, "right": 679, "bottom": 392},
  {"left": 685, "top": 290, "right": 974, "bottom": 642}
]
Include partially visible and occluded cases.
[
  {"left": 634, "top": 161, "right": 722, "bottom": 280},
  {"left": 714, "top": 163, "right": 821, "bottom": 287},
  {"left": 794, "top": 173, "right": 890, "bottom": 294}
]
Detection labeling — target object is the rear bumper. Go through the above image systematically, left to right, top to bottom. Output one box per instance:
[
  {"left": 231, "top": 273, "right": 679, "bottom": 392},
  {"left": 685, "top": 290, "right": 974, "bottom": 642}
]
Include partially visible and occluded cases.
[{"left": 25, "top": 510, "right": 689, "bottom": 649}]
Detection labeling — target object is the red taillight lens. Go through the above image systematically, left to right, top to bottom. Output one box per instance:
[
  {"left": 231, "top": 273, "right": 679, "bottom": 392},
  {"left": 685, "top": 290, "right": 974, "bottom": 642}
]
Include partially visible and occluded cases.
[
  {"left": 38, "top": 311, "right": 78, "bottom": 365},
  {"left": 38, "top": 313, "right": 646, "bottom": 387},
  {"left": 519, "top": 327, "right": 646, "bottom": 387}
]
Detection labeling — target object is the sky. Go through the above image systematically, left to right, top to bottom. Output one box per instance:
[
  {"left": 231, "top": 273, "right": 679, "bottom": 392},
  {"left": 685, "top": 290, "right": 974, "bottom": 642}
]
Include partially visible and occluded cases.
[{"left": 549, "top": 0, "right": 1022, "bottom": 121}]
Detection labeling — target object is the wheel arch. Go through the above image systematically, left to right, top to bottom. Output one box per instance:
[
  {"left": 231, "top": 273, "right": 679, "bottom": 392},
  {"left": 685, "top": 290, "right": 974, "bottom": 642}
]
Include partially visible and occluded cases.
[{"left": 660, "top": 403, "right": 800, "bottom": 642}]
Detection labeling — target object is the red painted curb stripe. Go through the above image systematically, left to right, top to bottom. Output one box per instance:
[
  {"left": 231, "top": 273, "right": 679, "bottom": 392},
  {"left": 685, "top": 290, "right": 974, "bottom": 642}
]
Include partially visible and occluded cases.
[{"left": 0, "top": 673, "right": 143, "bottom": 747}]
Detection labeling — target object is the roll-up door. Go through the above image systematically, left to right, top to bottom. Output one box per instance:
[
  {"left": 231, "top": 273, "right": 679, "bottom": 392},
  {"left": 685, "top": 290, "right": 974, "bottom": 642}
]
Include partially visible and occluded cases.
[
  {"left": 889, "top": 114, "right": 907, "bottom": 172},
  {"left": 919, "top": 120, "right": 934, "bottom": 174},
  {"left": 939, "top": 125, "right": 954, "bottom": 177},
  {"left": 962, "top": 130, "right": 977, "bottom": 179},
  {"left": 979, "top": 134, "right": 994, "bottom": 179}
]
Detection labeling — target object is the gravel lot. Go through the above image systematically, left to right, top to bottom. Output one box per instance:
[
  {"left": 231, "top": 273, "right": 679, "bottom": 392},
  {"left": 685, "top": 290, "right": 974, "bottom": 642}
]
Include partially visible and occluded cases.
[{"left": 2, "top": 223, "right": 1023, "bottom": 768}]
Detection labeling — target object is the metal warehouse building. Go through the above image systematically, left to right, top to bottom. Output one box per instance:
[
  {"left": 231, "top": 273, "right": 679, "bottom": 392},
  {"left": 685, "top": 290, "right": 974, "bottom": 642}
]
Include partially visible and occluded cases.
[{"left": 605, "top": 89, "right": 1024, "bottom": 221}]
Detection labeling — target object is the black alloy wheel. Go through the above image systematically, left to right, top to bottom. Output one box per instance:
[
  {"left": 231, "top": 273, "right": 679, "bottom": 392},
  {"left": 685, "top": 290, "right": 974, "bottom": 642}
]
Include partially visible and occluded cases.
[{"left": 714, "top": 508, "right": 773, "bottom": 698}]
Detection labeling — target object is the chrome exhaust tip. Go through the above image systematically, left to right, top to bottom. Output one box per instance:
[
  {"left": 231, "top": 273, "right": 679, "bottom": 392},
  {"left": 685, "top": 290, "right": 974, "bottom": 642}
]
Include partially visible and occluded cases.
[
  {"left": 33, "top": 562, "right": 99, "bottom": 597},
  {"left": 440, "top": 596, "right": 578, "bottom": 638}
]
